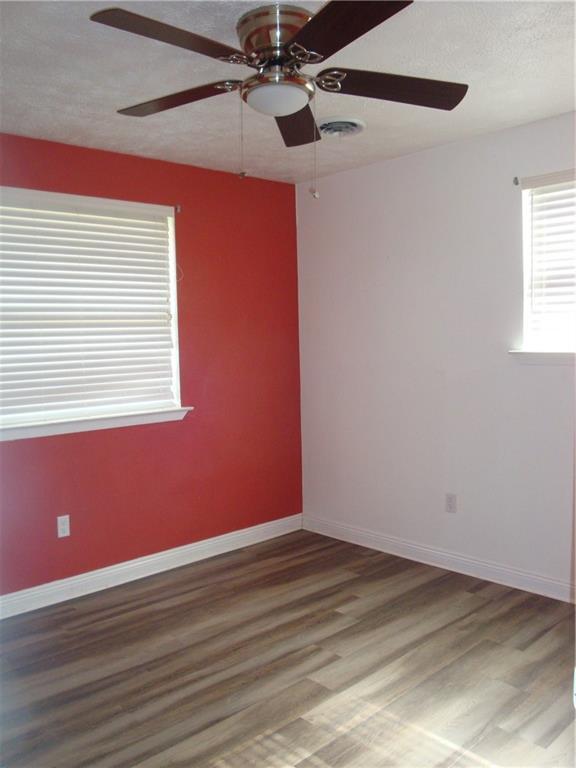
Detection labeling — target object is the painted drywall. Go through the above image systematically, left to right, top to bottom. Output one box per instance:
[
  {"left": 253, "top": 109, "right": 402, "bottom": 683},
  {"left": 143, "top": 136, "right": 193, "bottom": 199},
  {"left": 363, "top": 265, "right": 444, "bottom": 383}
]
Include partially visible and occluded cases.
[
  {"left": 297, "top": 113, "right": 575, "bottom": 593},
  {"left": 0, "top": 133, "right": 302, "bottom": 595}
]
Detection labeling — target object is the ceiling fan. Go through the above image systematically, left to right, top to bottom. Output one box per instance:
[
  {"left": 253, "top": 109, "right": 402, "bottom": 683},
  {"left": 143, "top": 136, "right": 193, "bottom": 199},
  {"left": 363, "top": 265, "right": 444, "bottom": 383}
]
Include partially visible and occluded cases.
[{"left": 90, "top": 1, "right": 469, "bottom": 148}]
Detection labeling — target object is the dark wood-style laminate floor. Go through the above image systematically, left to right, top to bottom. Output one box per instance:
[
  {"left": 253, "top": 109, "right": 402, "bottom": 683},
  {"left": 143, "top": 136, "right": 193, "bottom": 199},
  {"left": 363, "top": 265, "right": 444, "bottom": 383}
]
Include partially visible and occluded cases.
[{"left": 1, "top": 531, "right": 574, "bottom": 768}]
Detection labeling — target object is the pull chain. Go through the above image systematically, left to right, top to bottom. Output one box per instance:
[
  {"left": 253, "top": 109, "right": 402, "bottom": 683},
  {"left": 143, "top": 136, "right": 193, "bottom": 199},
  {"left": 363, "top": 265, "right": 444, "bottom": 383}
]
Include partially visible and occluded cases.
[
  {"left": 239, "top": 90, "right": 247, "bottom": 178},
  {"left": 309, "top": 95, "right": 319, "bottom": 199}
]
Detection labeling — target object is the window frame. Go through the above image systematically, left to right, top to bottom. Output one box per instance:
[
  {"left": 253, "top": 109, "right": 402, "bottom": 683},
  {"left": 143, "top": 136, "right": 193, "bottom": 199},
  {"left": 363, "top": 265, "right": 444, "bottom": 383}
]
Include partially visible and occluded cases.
[
  {"left": 510, "top": 169, "right": 576, "bottom": 361},
  {"left": 0, "top": 187, "right": 191, "bottom": 442}
]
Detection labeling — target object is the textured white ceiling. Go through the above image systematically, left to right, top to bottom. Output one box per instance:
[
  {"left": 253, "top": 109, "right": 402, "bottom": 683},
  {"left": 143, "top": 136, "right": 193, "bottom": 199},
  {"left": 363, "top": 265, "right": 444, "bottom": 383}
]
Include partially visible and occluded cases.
[{"left": 0, "top": 1, "right": 574, "bottom": 183}]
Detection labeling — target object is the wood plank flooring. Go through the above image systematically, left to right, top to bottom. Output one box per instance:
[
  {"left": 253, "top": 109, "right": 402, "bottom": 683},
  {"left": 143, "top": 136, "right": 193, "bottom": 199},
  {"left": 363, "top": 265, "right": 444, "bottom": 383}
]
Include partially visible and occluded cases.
[{"left": 1, "top": 531, "right": 574, "bottom": 767}]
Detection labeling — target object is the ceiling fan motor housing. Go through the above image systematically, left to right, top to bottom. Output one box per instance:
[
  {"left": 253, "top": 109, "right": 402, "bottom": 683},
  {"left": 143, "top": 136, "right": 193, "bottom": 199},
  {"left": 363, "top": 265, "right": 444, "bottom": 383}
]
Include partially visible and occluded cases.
[{"left": 236, "top": 4, "right": 312, "bottom": 59}]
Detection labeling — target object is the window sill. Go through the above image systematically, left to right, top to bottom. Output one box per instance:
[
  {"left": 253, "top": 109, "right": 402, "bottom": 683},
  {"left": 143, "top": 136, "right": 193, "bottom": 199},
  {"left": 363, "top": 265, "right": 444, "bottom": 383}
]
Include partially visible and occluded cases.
[
  {"left": 508, "top": 350, "right": 575, "bottom": 366},
  {"left": 0, "top": 407, "right": 193, "bottom": 442}
]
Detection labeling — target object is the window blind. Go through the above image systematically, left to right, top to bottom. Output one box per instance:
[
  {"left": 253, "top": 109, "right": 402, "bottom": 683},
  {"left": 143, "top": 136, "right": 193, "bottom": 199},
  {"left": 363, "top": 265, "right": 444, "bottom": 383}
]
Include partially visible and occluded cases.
[
  {"left": 521, "top": 172, "right": 576, "bottom": 352},
  {"left": 0, "top": 187, "right": 181, "bottom": 430}
]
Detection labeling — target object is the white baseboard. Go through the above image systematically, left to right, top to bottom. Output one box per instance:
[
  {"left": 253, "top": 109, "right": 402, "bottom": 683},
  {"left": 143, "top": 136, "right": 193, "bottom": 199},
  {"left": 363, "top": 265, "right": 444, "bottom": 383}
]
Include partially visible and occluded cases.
[
  {"left": 3, "top": 511, "right": 571, "bottom": 617},
  {"left": 0, "top": 514, "right": 303, "bottom": 618},
  {"left": 303, "top": 515, "right": 574, "bottom": 604}
]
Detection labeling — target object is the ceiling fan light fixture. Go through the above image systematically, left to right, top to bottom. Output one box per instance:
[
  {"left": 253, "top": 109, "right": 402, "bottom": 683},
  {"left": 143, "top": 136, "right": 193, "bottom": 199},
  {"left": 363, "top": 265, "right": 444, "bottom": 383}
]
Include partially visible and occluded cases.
[
  {"left": 242, "top": 70, "right": 315, "bottom": 117},
  {"left": 246, "top": 82, "right": 309, "bottom": 116}
]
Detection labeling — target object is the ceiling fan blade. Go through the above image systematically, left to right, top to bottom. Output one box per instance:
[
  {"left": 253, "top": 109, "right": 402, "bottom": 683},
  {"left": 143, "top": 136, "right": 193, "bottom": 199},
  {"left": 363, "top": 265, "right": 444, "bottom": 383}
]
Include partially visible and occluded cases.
[
  {"left": 288, "top": 1, "right": 413, "bottom": 62},
  {"left": 90, "top": 8, "right": 245, "bottom": 62},
  {"left": 317, "top": 68, "right": 468, "bottom": 110},
  {"left": 118, "top": 81, "right": 242, "bottom": 117},
  {"left": 275, "top": 105, "right": 321, "bottom": 148}
]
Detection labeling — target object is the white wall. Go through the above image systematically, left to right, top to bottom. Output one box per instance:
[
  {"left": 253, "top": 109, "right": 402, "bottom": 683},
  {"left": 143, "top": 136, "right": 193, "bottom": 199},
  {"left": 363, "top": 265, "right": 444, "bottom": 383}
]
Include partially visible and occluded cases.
[{"left": 297, "top": 113, "right": 575, "bottom": 601}]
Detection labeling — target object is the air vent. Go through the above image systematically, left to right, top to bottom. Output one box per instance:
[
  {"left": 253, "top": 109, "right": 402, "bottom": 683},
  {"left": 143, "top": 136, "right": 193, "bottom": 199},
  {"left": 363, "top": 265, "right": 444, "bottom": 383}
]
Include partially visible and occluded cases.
[{"left": 319, "top": 117, "right": 366, "bottom": 137}]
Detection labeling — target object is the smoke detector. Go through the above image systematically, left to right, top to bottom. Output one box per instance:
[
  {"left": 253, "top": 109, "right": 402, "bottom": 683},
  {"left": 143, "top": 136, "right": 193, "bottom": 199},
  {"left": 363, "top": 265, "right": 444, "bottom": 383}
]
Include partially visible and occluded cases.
[{"left": 318, "top": 117, "right": 366, "bottom": 137}]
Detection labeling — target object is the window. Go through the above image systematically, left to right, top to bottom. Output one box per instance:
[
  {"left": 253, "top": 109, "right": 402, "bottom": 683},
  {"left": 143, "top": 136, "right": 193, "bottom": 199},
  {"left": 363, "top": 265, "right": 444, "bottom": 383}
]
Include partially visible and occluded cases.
[
  {"left": 520, "top": 170, "right": 576, "bottom": 353},
  {"left": 0, "top": 187, "right": 189, "bottom": 441}
]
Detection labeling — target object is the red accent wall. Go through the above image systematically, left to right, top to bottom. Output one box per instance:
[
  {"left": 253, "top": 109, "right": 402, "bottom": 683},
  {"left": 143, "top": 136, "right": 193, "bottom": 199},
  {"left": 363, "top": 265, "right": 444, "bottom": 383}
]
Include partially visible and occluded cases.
[{"left": 0, "top": 133, "right": 302, "bottom": 595}]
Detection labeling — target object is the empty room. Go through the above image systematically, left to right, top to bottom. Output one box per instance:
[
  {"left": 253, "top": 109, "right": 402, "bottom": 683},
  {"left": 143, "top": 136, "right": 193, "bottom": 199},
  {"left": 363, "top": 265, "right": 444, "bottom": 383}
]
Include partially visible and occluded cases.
[{"left": 0, "top": 1, "right": 574, "bottom": 766}]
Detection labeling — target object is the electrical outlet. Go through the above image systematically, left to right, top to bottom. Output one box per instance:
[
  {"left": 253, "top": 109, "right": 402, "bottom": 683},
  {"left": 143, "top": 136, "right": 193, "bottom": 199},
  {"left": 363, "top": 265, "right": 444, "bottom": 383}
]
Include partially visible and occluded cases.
[
  {"left": 446, "top": 493, "right": 457, "bottom": 514},
  {"left": 57, "top": 515, "right": 70, "bottom": 538}
]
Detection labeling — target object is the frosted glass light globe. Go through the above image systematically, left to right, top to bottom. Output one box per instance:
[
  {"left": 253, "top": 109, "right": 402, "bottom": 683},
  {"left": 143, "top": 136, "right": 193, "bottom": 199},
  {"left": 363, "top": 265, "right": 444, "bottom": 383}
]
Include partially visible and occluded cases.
[{"left": 246, "top": 83, "right": 309, "bottom": 116}]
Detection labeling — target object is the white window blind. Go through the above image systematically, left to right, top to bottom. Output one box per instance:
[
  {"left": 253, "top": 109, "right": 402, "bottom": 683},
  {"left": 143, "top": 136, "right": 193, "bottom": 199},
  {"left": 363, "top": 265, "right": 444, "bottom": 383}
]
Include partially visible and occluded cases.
[
  {"left": 521, "top": 170, "right": 576, "bottom": 353},
  {"left": 0, "top": 187, "right": 183, "bottom": 435}
]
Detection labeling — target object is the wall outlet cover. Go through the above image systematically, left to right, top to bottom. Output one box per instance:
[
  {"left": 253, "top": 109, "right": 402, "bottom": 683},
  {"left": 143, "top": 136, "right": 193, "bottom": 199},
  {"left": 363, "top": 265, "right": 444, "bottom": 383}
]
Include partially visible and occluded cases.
[{"left": 57, "top": 515, "right": 70, "bottom": 538}]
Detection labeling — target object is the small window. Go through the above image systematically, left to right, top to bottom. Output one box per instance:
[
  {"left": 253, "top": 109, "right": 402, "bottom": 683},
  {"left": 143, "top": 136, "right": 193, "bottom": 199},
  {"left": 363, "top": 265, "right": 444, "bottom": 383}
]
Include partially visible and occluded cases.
[
  {"left": 521, "top": 170, "right": 576, "bottom": 353},
  {"left": 0, "top": 187, "right": 187, "bottom": 440}
]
